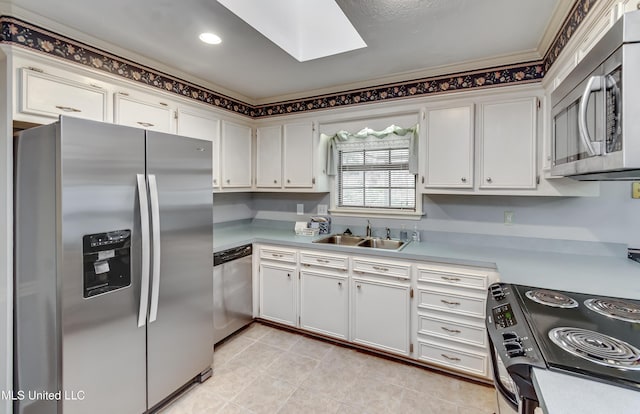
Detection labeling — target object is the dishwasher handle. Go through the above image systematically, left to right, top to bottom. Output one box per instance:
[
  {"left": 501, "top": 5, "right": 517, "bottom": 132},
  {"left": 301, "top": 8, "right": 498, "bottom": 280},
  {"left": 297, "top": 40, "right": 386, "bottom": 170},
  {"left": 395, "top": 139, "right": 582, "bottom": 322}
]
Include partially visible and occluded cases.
[{"left": 214, "top": 244, "right": 253, "bottom": 266}]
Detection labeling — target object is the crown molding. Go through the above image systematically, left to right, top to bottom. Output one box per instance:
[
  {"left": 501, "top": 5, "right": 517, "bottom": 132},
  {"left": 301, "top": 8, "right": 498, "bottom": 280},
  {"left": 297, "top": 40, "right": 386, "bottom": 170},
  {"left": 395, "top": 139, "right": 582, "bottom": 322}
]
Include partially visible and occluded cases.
[{"left": 536, "top": 0, "right": 577, "bottom": 57}]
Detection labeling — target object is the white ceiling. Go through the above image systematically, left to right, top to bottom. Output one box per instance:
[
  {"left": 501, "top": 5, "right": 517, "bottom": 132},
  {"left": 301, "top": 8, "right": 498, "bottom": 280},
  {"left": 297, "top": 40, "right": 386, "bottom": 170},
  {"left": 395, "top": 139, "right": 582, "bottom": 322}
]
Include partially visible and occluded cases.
[{"left": 7, "top": 0, "right": 567, "bottom": 103}]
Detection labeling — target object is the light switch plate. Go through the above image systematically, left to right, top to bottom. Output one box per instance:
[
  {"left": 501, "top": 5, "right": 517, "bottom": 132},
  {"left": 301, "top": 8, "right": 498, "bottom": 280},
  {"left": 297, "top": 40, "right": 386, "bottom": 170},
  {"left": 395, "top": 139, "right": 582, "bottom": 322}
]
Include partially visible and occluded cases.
[
  {"left": 632, "top": 182, "right": 640, "bottom": 199},
  {"left": 297, "top": 204, "right": 304, "bottom": 215},
  {"left": 317, "top": 204, "right": 328, "bottom": 215}
]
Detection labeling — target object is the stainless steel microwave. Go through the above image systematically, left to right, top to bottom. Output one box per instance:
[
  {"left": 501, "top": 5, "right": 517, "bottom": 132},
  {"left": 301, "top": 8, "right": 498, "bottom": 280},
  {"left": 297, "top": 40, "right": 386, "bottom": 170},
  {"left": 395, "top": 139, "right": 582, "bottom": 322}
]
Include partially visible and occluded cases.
[{"left": 551, "top": 10, "right": 640, "bottom": 180}]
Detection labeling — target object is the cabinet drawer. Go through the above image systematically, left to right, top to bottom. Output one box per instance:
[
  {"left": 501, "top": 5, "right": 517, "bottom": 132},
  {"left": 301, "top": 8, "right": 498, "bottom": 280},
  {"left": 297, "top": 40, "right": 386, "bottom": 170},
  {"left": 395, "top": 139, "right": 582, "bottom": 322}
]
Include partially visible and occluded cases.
[
  {"left": 20, "top": 68, "right": 107, "bottom": 121},
  {"left": 259, "top": 246, "right": 297, "bottom": 263},
  {"left": 299, "top": 250, "right": 348, "bottom": 271},
  {"left": 352, "top": 257, "right": 410, "bottom": 280},
  {"left": 417, "top": 266, "right": 490, "bottom": 291},
  {"left": 418, "top": 288, "right": 485, "bottom": 318},
  {"left": 418, "top": 313, "right": 487, "bottom": 347},
  {"left": 417, "top": 339, "right": 488, "bottom": 378}
]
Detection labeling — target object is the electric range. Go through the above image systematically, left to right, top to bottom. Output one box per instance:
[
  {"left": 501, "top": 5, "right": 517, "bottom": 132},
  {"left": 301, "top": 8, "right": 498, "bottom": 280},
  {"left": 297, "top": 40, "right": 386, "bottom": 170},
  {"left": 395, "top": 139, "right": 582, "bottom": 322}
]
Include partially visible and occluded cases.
[{"left": 486, "top": 283, "right": 640, "bottom": 413}]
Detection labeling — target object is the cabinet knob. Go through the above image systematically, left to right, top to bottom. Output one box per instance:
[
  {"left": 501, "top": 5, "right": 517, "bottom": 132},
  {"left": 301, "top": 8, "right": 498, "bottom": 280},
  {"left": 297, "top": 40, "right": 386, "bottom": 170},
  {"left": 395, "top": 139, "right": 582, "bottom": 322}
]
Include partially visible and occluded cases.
[
  {"left": 461, "top": 177, "right": 466, "bottom": 182},
  {"left": 486, "top": 177, "right": 492, "bottom": 183},
  {"left": 213, "top": 179, "right": 217, "bottom": 184},
  {"left": 226, "top": 179, "right": 230, "bottom": 184},
  {"left": 287, "top": 179, "right": 291, "bottom": 183},
  {"left": 274, "top": 180, "right": 277, "bottom": 184},
  {"left": 287, "top": 273, "right": 291, "bottom": 278},
  {"left": 338, "top": 282, "right": 342, "bottom": 287},
  {"left": 356, "top": 284, "right": 361, "bottom": 289}
]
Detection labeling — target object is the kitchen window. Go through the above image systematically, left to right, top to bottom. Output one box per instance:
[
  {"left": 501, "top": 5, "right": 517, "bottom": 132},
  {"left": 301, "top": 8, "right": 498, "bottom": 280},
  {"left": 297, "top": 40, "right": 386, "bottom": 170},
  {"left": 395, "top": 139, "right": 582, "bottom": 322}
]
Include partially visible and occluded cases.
[
  {"left": 325, "top": 124, "right": 421, "bottom": 218},
  {"left": 338, "top": 147, "right": 415, "bottom": 210}
]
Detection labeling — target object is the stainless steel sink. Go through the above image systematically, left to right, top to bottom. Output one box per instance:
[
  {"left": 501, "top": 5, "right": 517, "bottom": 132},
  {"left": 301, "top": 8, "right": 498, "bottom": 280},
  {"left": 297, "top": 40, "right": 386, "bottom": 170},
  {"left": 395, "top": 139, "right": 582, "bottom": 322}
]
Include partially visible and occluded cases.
[
  {"left": 312, "top": 234, "right": 365, "bottom": 246},
  {"left": 313, "top": 234, "right": 408, "bottom": 251},
  {"left": 356, "top": 238, "right": 407, "bottom": 250}
]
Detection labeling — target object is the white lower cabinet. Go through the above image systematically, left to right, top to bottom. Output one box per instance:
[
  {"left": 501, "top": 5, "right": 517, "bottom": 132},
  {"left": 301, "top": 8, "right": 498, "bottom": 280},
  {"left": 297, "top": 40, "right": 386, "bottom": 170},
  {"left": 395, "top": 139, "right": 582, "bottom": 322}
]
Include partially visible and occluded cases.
[
  {"left": 258, "top": 245, "right": 298, "bottom": 326},
  {"left": 415, "top": 262, "right": 498, "bottom": 379},
  {"left": 299, "top": 270, "right": 348, "bottom": 339},
  {"left": 352, "top": 277, "right": 411, "bottom": 356}
]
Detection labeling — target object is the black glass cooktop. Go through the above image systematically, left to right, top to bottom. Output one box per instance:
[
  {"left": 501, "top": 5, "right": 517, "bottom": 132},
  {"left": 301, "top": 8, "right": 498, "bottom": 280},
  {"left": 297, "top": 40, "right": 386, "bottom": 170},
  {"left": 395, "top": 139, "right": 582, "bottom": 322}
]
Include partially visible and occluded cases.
[{"left": 513, "top": 285, "right": 640, "bottom": 391}]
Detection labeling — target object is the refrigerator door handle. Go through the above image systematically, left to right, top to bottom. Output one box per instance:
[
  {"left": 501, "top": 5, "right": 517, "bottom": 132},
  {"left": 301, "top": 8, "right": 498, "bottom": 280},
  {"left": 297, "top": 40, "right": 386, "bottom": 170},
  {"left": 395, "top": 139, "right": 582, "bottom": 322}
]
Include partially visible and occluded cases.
[
  {"left": 137, "top": 174, "right": 151, "bottom": 328},
  {"left": 148, "top": 174, "right": 161, "bottom": 323}
]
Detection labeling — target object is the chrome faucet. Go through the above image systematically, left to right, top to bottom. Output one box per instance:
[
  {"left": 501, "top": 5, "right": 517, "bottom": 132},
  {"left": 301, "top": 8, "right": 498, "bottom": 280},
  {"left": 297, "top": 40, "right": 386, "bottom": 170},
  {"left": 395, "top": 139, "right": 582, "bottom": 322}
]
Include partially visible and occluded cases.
[
  {"left": 366, "top": 220, "right": 372, "bottom": 237},
  {"left": 386, "top": 228, "right": 391, "bottom": 240}
]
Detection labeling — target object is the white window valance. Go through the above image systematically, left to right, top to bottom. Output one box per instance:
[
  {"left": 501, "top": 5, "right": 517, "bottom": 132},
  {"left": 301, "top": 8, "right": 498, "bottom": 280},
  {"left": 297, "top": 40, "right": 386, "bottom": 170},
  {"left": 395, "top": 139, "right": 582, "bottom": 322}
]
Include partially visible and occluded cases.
[{"left": 323, "top": 124, "right": 419, "bottom": 176}]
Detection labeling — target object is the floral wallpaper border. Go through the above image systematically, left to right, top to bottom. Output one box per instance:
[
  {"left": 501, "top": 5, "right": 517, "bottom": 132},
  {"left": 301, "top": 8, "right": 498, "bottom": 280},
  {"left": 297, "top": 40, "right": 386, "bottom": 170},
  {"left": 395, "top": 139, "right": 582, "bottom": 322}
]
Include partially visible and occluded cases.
[{"left": 1, "top": 0, "right": 596, "bottom": 119}]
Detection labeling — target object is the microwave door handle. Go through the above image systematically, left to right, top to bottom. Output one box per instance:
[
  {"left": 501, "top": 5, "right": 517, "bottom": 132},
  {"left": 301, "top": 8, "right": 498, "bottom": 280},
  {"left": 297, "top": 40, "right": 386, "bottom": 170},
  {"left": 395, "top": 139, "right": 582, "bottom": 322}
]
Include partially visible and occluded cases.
[
  {"left": 578, "top": 75, "right": 603, "bottom": 156},
  {"left": 136, "top": 174, "right": 151, "bottom": 328}
]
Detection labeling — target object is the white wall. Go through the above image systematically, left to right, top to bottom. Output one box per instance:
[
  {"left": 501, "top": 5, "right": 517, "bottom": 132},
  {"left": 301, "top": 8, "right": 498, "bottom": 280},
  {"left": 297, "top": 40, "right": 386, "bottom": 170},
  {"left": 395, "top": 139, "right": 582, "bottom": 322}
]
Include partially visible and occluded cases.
[{"left": 249, "top": 181, "right": 639, "bottom": 247}]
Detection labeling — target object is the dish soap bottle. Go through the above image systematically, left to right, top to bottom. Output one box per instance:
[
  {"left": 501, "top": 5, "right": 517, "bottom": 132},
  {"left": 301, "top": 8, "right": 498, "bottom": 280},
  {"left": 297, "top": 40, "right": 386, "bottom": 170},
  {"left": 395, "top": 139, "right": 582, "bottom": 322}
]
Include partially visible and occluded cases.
[{"left": 412, "top": 224, "right": 420, "bottom": 242}]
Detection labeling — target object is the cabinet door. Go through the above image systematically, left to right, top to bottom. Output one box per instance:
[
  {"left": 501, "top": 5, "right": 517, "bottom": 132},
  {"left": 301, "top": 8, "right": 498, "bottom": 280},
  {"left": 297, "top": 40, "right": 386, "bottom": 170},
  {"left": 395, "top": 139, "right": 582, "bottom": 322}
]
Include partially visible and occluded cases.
[
  {"left": 19, "top": 68, "right": 107, "bottom": 122},
  {"left": 114, "top": 93, "right": 173, "bottom": 133},
  {"left": 479, "top": 98, "right": 537, "bottom": 189},
  {"left": 424, "top": 105, "right": 474, "bottom": 188},
  {"left": 176, "top": 109, "right": 220, "bottom": 189},
  {"left": 221, "top": 121, "right": 252, "bottom": 188},
  {"left": 283, "top": 122, "right": 314, "bottom": 188},
  {"left": 256, "top": 126, "right": 283, "bottom": 188},
  {"left": 259, "top": 263, "right": 297, "bottom": 326},
  {"left": 300, "top": 270, "right": 348, "bottom": 340},
  {"left": 352, "top": 278, "right": 410, "bottom": 355}
]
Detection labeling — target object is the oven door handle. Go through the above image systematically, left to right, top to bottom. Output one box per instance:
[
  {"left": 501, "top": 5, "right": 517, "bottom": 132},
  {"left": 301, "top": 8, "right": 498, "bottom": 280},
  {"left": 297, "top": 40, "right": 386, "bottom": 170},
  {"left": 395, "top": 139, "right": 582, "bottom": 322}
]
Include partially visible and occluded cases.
[
  {"left": 578, "top": 75, "right": 603, "bottom": 156},
  {"left": 488, "top": 335, "right": 520, "bottom": 411}
]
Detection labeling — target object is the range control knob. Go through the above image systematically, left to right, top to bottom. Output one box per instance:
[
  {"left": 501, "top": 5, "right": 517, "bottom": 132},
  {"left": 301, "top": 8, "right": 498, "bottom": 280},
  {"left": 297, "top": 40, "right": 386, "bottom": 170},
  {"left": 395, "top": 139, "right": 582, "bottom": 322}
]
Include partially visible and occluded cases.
[
  {"left": 490, "top": 285, "right": 505, "bottom": 300},
  {"left": 504, "top": 341, "right": 525, "bottom": 358}
]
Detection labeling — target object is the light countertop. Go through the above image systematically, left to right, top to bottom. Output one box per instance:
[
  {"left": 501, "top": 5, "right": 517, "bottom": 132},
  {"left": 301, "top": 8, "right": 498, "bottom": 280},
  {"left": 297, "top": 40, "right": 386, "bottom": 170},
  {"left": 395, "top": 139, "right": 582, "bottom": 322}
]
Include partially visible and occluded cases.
[{"left": 213, "top": 222, "right": 640, "bottom": 414}]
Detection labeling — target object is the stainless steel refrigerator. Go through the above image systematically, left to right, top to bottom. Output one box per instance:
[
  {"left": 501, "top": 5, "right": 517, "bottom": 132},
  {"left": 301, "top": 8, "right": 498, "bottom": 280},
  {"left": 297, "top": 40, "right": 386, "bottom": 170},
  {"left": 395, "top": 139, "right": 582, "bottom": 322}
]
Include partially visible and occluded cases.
[{"left": 13, "top": 116, "right": 214, "bottom": 414}]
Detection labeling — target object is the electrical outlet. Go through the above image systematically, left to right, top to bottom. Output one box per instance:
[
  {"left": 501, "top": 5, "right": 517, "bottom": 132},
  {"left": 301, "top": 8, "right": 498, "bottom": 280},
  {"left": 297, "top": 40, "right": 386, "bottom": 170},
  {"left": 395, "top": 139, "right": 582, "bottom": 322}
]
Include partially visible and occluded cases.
[
  {"left": 632, "top": 182, "right": 640, "bottom": 199},
  {"left": 296, "top": 204, "right": 304, "bottom": 215},
  {"left": 317, "top": 204, "right": 328, "bottom": 215},
  {"left": 504, "top": 211, "right": 514, "bottom": 225}
]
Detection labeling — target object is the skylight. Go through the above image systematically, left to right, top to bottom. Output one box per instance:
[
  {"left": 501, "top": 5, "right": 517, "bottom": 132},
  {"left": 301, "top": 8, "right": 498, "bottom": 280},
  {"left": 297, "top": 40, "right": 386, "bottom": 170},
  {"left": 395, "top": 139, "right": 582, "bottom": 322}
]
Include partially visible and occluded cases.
[{"left": 216, "top": 0, "right": 367, "bottom": 62}]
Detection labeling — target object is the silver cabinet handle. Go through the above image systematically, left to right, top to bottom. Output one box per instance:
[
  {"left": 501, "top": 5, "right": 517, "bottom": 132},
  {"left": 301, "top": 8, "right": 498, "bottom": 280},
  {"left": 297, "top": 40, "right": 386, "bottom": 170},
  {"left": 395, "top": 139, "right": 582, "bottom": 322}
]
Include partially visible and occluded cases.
[
  {"left": 579, "top": 75, "right": 603, "bottom": 156},
  {"left": 55, "top": 105, "right": 81, "bottom": 112},
  {"left": 137, "top": 121, "right": 155, "bottom": 127},
  {"left": 136, "top": 174, "right": 151, "bottom": 328},
  {"left": 148, "top": 174, "right": 161, "bottom": 323},
  {"left": 461, "top": 177, "right": 466, "bottom": 182},
  {"left": 486, "top": 177, "right": 492, "bottom": 183},
  {"left": 271, "top": 253, "right": 284, "bottom": 258},
  {"left": 316, "top": 258, "right": 330, "bottom": 263},
  {"left": 302, "top": 263, "right": 311, "bottom": 267},
  {"left": 372, "top": 265, "right": 389, "bottom": 272},
  {"left": 441, "top": 276, "right": 461, "bottom": 282},
  {"left": 441, "top": 299, "right": 460, "bottom": 306},
  {"left": 441, "top": 327, "right": 462, "bottom": 334},
  {"left": 441, "top": 354, "right": 461, "bottom": 362}
]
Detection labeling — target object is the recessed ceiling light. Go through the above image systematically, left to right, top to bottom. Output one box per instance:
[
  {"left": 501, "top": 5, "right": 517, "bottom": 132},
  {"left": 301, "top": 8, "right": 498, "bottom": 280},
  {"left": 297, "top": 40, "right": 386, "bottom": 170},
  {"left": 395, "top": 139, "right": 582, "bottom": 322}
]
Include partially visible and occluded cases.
[{"left": 199, "top": 32, "right": 222, "bottom": 45}]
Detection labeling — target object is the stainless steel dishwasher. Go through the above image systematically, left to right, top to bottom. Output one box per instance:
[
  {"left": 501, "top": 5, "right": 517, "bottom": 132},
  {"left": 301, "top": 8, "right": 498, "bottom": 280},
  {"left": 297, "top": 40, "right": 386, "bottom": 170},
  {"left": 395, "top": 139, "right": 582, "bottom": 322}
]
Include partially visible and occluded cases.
[{"left": 213, "top": 244, "right": 253, "bottom": 344}]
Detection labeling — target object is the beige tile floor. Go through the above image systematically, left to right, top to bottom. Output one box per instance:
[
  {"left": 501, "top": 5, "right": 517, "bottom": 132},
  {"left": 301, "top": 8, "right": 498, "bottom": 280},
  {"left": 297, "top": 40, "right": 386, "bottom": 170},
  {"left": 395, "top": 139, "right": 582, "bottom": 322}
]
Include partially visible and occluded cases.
[{"left": 160, "top": 322, "right": 498, "bottom": 414}]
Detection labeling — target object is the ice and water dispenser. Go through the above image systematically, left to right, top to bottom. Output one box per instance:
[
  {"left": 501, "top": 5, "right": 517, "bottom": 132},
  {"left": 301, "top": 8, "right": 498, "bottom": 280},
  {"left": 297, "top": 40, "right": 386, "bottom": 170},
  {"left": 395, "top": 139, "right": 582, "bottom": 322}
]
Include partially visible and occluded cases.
[{"left": 82, "top": 229, "right": 132, "bottom": 298}]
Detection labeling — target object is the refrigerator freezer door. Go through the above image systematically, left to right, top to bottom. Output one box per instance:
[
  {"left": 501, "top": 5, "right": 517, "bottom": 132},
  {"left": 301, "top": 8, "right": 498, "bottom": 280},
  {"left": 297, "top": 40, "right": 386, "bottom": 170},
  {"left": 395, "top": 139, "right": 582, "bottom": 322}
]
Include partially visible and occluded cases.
[
  {"left": 59, "top": 117, "right": 148, "bottom": 414},
  {"left": 145, "top": 131, "right": 213, "bottom": 409}
]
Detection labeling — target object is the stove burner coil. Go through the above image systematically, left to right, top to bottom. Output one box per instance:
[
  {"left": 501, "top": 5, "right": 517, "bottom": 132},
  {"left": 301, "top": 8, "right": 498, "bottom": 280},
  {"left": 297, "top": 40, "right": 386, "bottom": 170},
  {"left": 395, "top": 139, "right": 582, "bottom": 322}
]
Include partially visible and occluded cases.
[
  {"left": 525, "top": 289, "right": 579, "bottom": 308},
  {"left": 584, "top": 298, "right": 640, "bottom": 324},
  {"left": 549, "top": 327, "right": 640, "bottom": 370}
]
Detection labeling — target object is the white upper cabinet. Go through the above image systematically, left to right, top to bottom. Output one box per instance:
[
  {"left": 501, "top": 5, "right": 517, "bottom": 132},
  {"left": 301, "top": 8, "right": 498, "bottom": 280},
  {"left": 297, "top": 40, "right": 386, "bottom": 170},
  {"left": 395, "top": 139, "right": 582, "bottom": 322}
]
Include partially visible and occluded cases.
[
  {"left": 18, "top": 67, "right": 107, "bottom": 123},
  {"left": 114, "top": 91, "right": 173, "bottom": 133},
  {"left": 478, "top": 97, "right": 537, "bottom": 189},
  {"left": 424, "top": 105, "right": 474, "bottom": 188},
  {"left": 176, "top": 108, "right": 220, "bottom": 189},
  {"left": 221, "top": 120, "right": 253, "bottom": 189},
  {"left": 283, "top": 122, "right": 314, "bottom": 188},
  {"left": 256, "top": 125, "right": 283, "bottom": 188}
]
